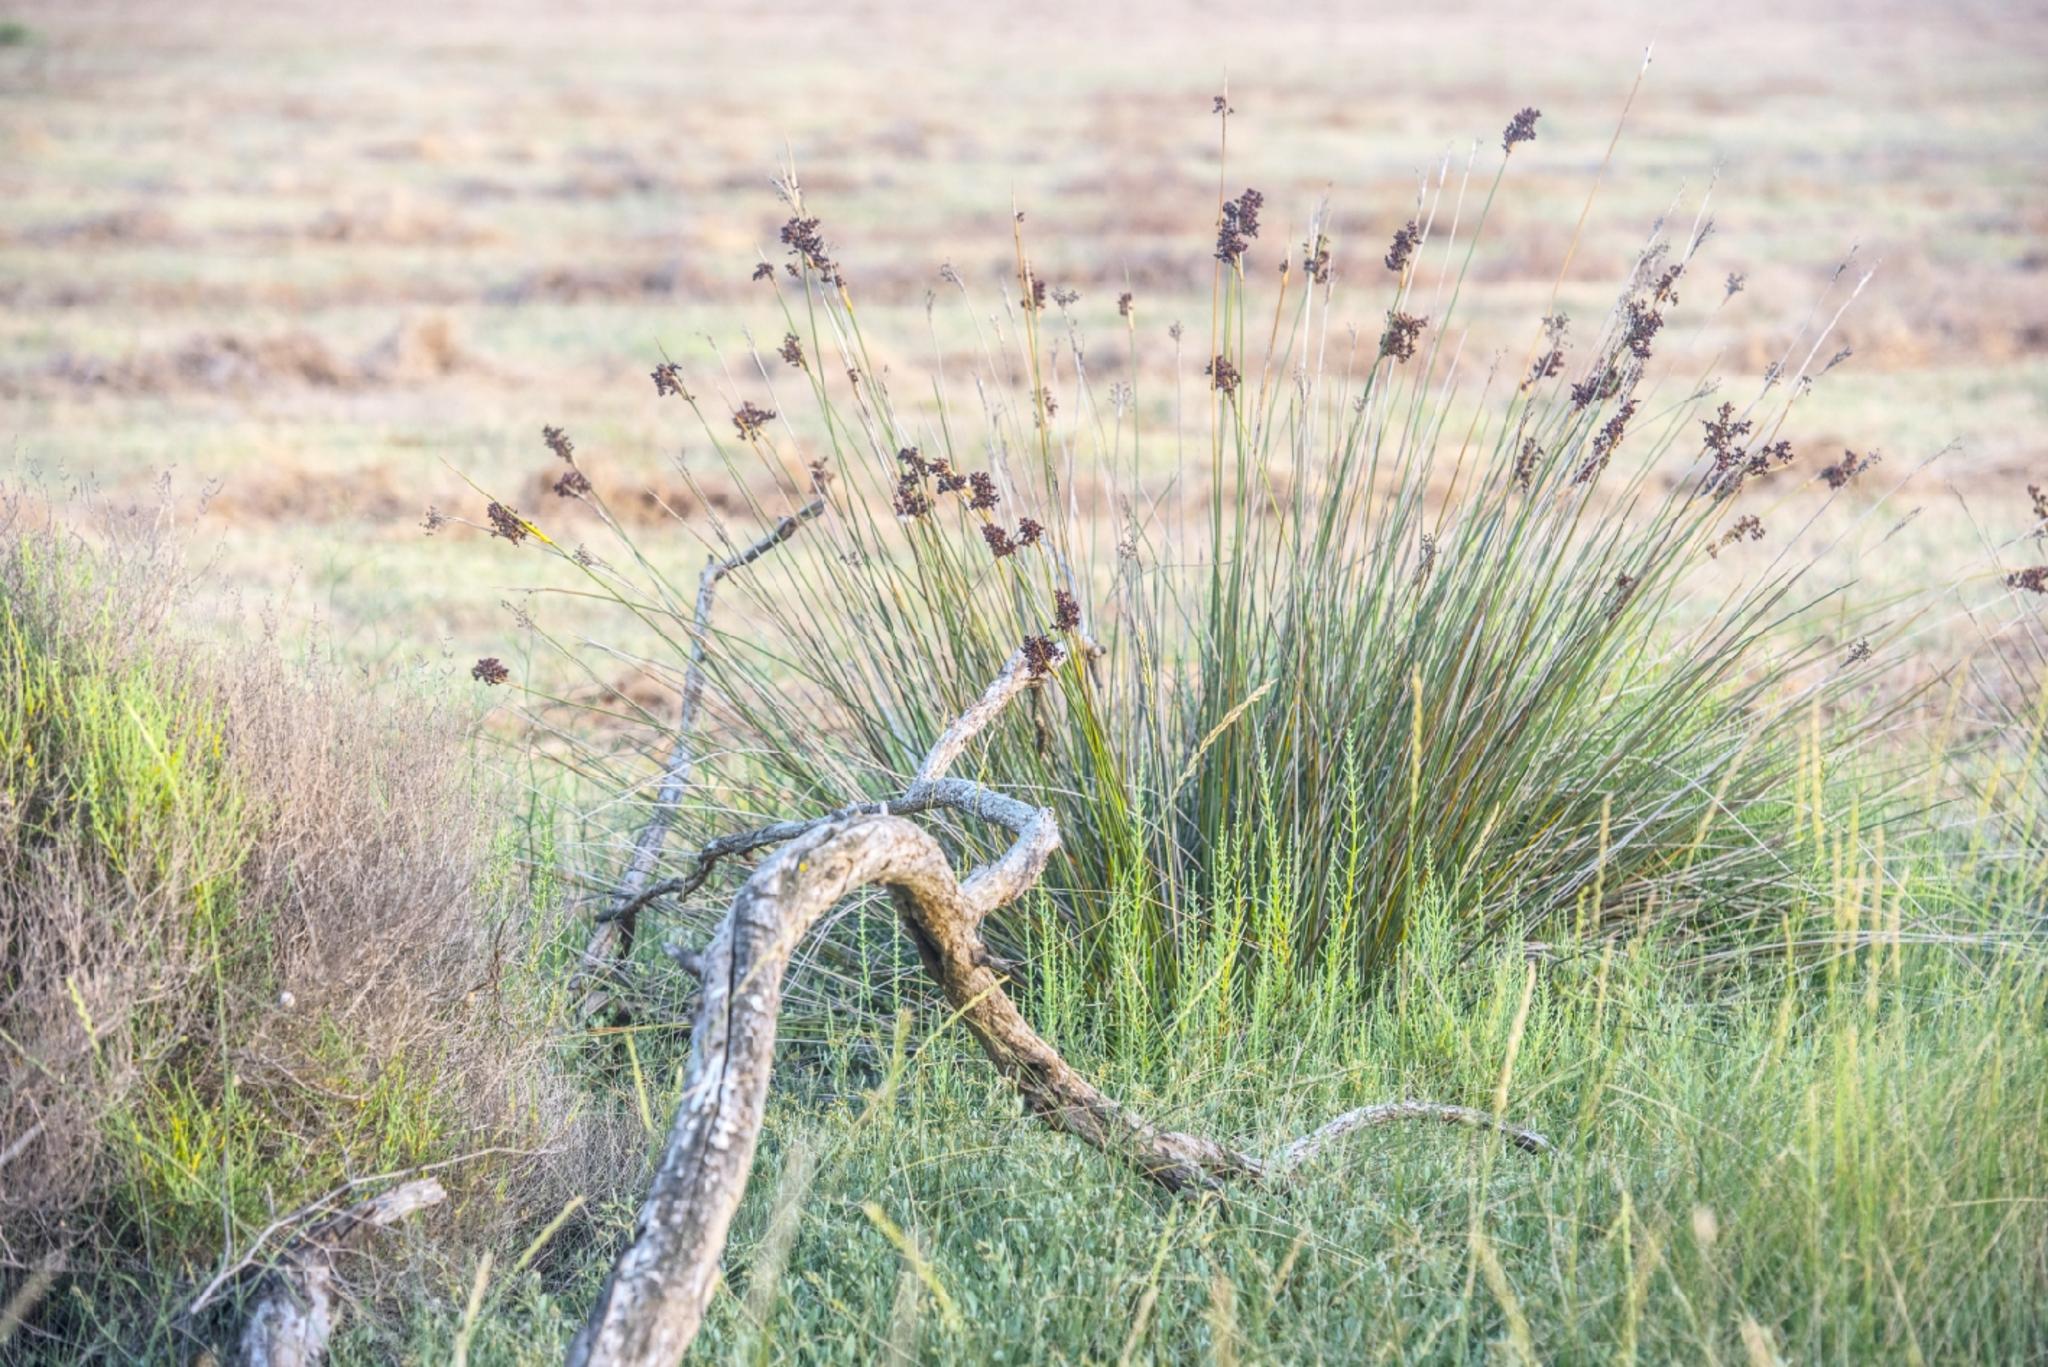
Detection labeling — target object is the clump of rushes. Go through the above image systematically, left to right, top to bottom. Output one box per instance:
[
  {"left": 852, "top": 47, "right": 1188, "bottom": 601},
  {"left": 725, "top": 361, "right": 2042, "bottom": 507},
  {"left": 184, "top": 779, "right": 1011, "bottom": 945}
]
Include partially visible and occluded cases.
[
  {"left": 514, "top": 100, "right": 1898, "bottom": 1033},
  {"left": 1502, "top": 105, "right": 1541, "bottom": 152},
  {"left": 1380, "top": 311, "right": 1427, "bottom": 362},
  {"left": 732, "top": 401, "right": 776, "bottom": 438},
  {"left": 471, "top": 657, "right": 509, "bottom": 685}
]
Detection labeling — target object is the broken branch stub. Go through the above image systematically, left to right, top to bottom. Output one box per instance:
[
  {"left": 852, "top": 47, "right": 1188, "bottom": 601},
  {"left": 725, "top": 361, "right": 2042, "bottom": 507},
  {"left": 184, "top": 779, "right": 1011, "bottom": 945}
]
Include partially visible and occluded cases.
[{"left": 571, "top": 649, "right": 1546, "bottom": 1365}]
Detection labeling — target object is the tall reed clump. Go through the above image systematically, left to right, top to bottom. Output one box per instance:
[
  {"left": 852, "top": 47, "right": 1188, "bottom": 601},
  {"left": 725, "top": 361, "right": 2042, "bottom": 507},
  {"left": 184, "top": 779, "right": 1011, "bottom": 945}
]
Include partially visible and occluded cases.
[
  {"left": 479, "top": 99, "right": 1904, "bottom": 1026},
  {"left": 0, "top": 495, "right": 605, "bottom": 1355}
]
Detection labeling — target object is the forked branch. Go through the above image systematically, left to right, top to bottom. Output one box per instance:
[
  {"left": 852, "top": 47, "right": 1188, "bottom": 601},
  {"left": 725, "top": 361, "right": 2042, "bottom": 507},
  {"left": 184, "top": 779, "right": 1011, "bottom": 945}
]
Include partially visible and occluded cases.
[
  {"left": 571, "top": 493, "right": 826, "bottom": 1022},
  {"left": 569, "top": 649, "right": 1546, "bottom": 1366}
]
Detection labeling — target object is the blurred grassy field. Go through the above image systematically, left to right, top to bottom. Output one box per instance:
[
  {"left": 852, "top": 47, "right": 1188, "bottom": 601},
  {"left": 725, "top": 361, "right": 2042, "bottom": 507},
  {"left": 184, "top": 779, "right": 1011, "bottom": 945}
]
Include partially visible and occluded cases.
[{"left": 2, "top": 0, "right": 2045, "bottom": 671}]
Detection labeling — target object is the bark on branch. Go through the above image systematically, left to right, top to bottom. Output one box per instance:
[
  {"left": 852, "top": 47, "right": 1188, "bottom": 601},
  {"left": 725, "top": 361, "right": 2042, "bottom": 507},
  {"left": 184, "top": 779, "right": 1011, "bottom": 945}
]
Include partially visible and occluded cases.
[
  {"left": 569, "top": 650, "right": 1547, "bottom": 1365},
  {"left": 234, "top": 1178, "right": 446, "bottom": 1367}
]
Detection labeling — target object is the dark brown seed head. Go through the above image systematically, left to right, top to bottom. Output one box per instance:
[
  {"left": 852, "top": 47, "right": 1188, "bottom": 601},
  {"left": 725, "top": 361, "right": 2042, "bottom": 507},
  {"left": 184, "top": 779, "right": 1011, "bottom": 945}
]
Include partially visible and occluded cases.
[
  {"left": 1502, "top": 106, "right": 1541, "bottom": 153},
  {"left": 1215, "top": 188, "right": 1264, "bottom": 265},
  {"left": 780, "top": 216, "right": 841, "bottom": 285},
  {"left": 1385, "top": 220, "right": 1420, "bottom": 273},
  {"left": 1302, "top": 232, "right": 1332, "bottom": 284},
  {"left": 751, "top": 262, "right": 775, "bottom": 282},
  {"left": 1724, "top": 271, "right": 1746, "bottom": 298},
  {"left": 1021, "top": 274, "right": 1047, "bottom": 312},
  {"left": 1117, "top": 290, "right": 1135, "bottom": 318},
  {"left": 1379, "top": 311, "right": 1428, "bottom": 363},
  {"left": 779, "top": 333, "right": 806, "bottom": 369},
  {"left": 1206, "top": 354, "right": 1241, "bottom": 394},
  {"left": 650, "top": 361, "right": 689, "bottom": 399},
  {"left": 732, "top": 401, "right": 777, "bottom": 438},
  {"left": 541, "top": 424, "right": 575, "bottom": 463},
  {"left": 1515, "top": 437, "right": 1542, "bottom": 488},
  {"left": 897, "top": 446, "right": 932, "bottom": 477},
  {"left": 1821, "top": 449, "right": 1880, "bottom": 490},
  {"left": 553, "top": 468, "right": 591, "bottom": 498},
  {"left": 968, "top": 471, "right": 1000, "bottom": 510},
  {"left": 892, "top": 474, "right": 932, "bottom": 520},
  {"left": 486, "top": 502, "right": 527, "bottom": 543},
  {"left": 1017, "top": 517, "right": 1045, "bottom": 547},
  {"left": 981, "top": 522, "right": 1018, "bottom": 558},
  {"left": 2007, "top": 566, "right": 2048, "bottom": 594},
  {"left": 1052, "top": 588, "right": 1080, "bottom": 631},
  {"left": 1022, "top": 632, "right": 1060, "bottom": 677},
  {"left": 471, "top": 657, "right": 510, "bottom": 685}
]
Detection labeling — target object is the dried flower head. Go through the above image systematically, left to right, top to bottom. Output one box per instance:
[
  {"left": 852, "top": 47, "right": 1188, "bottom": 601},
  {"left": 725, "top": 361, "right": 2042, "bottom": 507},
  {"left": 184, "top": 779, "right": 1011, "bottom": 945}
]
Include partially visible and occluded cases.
[
  {"left": 1212, "top": 94, "right": 1232, "bottom": 116},
  {"left": 1502, "top": 106, "right": 1542, "bottom": 153},
  {"left": 1215, "top": 188, "right": 1265, "bottom": 265},
  {"left": 780, "top": 215, "right": 841, "bottom": 285},
  {"left": 1385, "top": 219, "right": 1420, "bottom": 273},
  {"left": 1302, "top": 232, "right": 1332, "bottom": 284},
  {"left": 751, "top": 261, "right": 774, "bottom": 282},
  {"left": 1651, "top": 264, "right": 1684, "bottom": 306},
  {"left": 1724, "top": 271, "right": 1746, "bottom": 298},
  {"left": 1021, "top": 273, "right": 1047, "bottom": 312},
  {"left": 1051, "top": 285, "right": 1080, "bottom": 308},
  {"left": 1117, "top": 291, "right": 1135, "bottom": 318},
  {"left": 1623, "top": 298, "right": 1664, "bottom": 360},
  {"left": 1380, "top": 311, "right": 1428, "bottom": 363},
  {"left": 1168, "top": 320, "right": 1184, "bottom": 343},
  {"left": 779, "top": 332, "right": 806, "bottom": 370},
  {"left": 1524, "top": 348, "right": 1565, "bottom": 389},
  {"left": 1206, "top": 354, "right": 1241, "bottom": 394},
  {"left": 650, "top": 362, "right": 690, "bottom": 399},
  {"left": 1570, "top": 368, "right": 1622, "bottom": 411},
  {"left": 1575, "top": 398, "right": 1640, "bottom": 483},
  {"left": 732, "top": 401, "right": 777, "bottom": 439},
  {"left": 1703, "top": 403, "right": 1755, "bottom": 475},
  {"left": 542, "top": 424, "right": 575, "bottom": 463},
  {"left": 1514, "top": 437, "right": 1542, "bottom": 488},
  {"left": 897, "top": 446, "right": 932, "bottom": 477},
  {"left": 1821, "top": 449, "right": 1881, "bottom": 490},
  {"left": 935, "top": 464, "right": 968, "bottom": 494},
  {"left": 553, "top": 468, "right": 591, "bottom": 498},
  {"left": 968, "top": 470, "right": 1001, "bottom": 511},
  {"left": 892, "top": 475, "right": 932, "bottom": 520},
  {"left": 2030, "top": 483, "right": 2048, "bottom": 531},
  {"left": 486, "top": 501, "right": 528, "bottom": 543},
  {"left": 421, "top": 505, "right": 449, "bottom": 534},
  {"left": 1709, "top": 513, "right": 1766, "bottom": 557},
  {"left": 1017, "top": 517, "right": 1045, "bottom": 547},
  {"left": 981, "top": 522, "right": 1018, "bottom": 558},
  {"left": 1414, "top": 533, "right": 1438, "bottom": 585},
  {"left": 2006, "top": 566, "right": 2048, "bottom": 594},
  {"left": 1608, "top": 572, "right": 1638, "bottom": 618},
  {"left": 1052, "top": 588, "right": 1081, "bottom": 631},
  {"left": 1022, "top": 632, "right": 1060, "bottom": 678},
  {"left": 1845, "top": 638, "right": 1872, "bottom": 664},
  {"left": 471, "top": 657, "right": 510, "bottom": 686}
]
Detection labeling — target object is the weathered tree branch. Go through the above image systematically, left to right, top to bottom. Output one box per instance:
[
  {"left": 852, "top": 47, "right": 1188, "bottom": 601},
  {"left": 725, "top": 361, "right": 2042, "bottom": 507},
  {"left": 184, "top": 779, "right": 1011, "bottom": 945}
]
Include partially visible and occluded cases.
[
  {"left": 572, "top": 494, "right": 826, "bottom": 1022},
  {"left": 569, "top": 649, "right": 1547, "bottom": 1365},
  {"left": 235, "top": 1178, "right": 446, "bottom": 1367}
]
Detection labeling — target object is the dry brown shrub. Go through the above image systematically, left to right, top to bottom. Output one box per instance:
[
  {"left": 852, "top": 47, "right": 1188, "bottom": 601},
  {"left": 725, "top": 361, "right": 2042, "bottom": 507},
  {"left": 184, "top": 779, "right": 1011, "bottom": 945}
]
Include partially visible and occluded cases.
[{"left": 0, "top": 491, "right": 625, "bottom": 1310}]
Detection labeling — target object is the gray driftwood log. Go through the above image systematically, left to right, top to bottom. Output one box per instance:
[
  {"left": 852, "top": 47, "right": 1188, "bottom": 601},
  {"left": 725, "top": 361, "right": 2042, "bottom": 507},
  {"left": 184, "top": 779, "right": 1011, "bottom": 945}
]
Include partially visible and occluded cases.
[{"left": 568, "top": 648, "right": 1547, "bottom": 1365}]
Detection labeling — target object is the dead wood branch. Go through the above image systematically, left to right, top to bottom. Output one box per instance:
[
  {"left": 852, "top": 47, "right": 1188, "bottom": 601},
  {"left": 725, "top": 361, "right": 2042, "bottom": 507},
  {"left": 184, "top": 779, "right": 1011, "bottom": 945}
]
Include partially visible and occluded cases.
[
  {"left": 572, "top": 495, "right": 825, "bottom": 1022},
  {"left": 570, "top": 648, "right": 1547, "bottom": 1365},
  {"left": 234, "top": 1178, "right": 445, "bottom": 1367}
]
